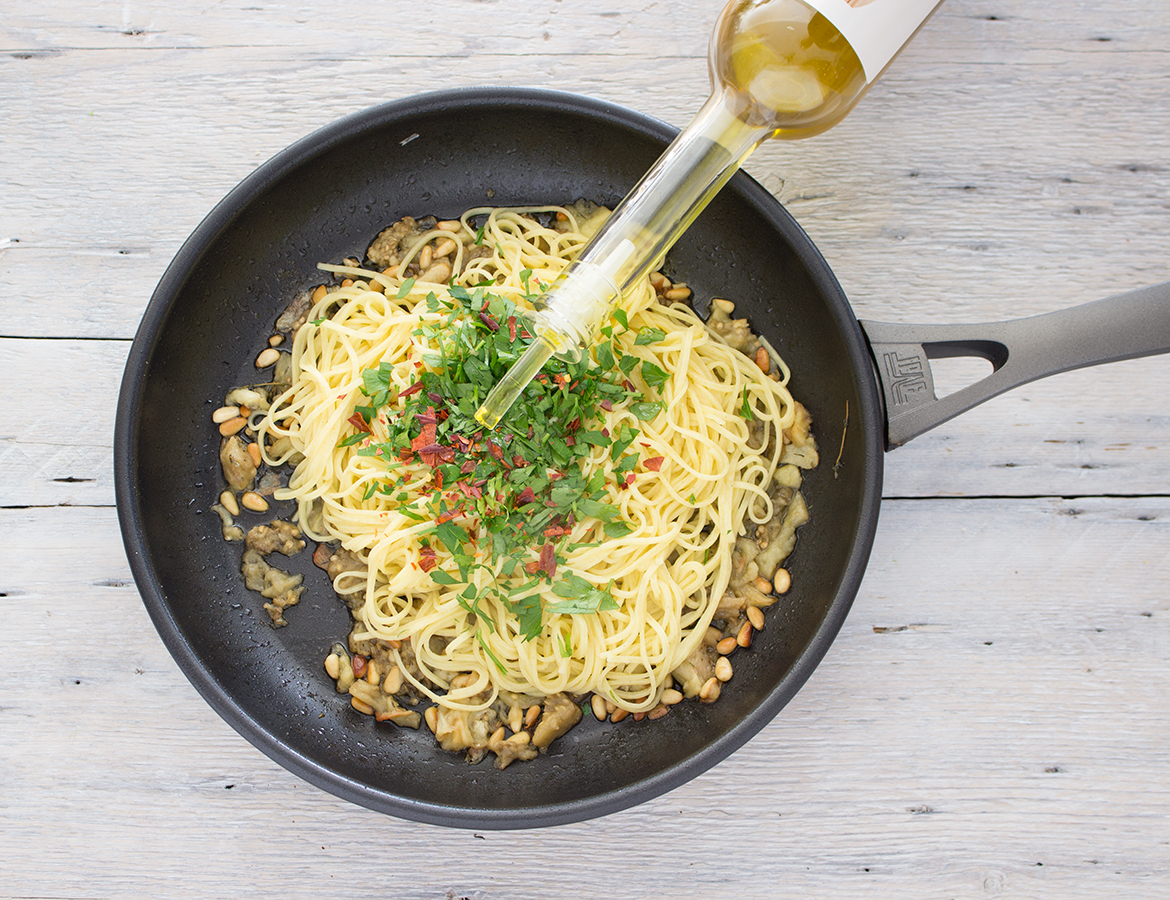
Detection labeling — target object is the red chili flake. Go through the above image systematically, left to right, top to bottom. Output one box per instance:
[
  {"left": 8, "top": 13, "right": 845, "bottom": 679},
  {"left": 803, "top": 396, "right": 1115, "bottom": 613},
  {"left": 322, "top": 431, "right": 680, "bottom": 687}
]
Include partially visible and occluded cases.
[
  {"left": 479, "top": 311, "right": 500, "bottom": 332},
  {"left": 508, "top": 316, "right": 517, "bottom": 341},
  {"left": 520, "top": 329, "right": 532, "bottom": 339},
  {"left": 623, "top": 380, "right": 636, "bottom": 392},
  {"left": 399, "top": 382, "right": 424, "bottom": 397},
  {"left": 427, "top": 392, "right": 444, "bottom": 406},
  {"left": 600, "top": 400, "right": 613, "bottom": 411},
  {"left": 347, "top": 412, "right": 371, "bottom": 433},
  {"left": 601, "top": 427, "right": 610, "bottom": 438},
  {"left": 565, "top": 436, "right": 576, "bottom": 447},
  {"left": 487, "top": 441, "right": 504, "bottom": 461},
  {"left": 398, "top": 448, "right": 415, "bottom": 462},
  {"left": 512, "top": 455, "right": 527, "bottom": 468},
  {"left": 643, "top": 456, "right": 664, "bottom": 471},
  {"left": 460, "top": 458, "right": 477, "bottom": 474},
  {"left": 434, "top": 469, "right": 444, "bottom": 489},
  {"left": 626, "top": 473, "right": 636, "bottom": 485},
  {"left": 456, "top": 481, "right": 483, "bottom": 500},
  {"left": 514, "top": 486, "right": 536, "bottom": 506},
  {"left": 436, "top": 507, "right": 464, "bottom": 524},
  {"left": 543, "top": 524, "right": 571, "bottom": 538},
  {"left": 525, "top": 543, "right": 557, "bottom": 578},
  {"left": 418, "top": 547, "right": 437, "bottom": 573}
]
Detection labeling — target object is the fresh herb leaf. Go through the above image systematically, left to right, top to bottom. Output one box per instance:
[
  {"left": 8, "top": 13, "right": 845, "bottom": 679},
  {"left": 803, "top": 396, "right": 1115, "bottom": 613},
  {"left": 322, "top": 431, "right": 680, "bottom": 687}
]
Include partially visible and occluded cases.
[
  {"left": 395, "top": 277, "right": 416, "bottom": 299},
  {"left": 634, "top": 327, "right": 666, "bottom": 345}
]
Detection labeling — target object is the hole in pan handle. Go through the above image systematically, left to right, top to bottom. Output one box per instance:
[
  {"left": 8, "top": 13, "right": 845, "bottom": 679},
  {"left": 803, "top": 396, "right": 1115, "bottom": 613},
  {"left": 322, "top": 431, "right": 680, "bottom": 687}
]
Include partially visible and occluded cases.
[{"left": 859, "top": 279, "right": 1170, "bottom": 450}]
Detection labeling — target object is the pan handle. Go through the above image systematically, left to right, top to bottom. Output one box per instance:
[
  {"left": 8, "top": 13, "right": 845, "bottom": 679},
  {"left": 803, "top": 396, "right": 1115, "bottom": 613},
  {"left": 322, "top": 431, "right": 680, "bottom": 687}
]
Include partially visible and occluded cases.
[{"left": 860, "top": 280, "right": 1170, "bottom": 449}]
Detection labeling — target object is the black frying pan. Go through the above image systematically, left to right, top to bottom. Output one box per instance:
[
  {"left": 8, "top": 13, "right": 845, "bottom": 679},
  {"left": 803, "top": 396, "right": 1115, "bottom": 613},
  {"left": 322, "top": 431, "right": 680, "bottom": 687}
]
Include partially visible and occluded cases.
[{"left": 114, "top": 87, "right": 1170, "bottom": 829}]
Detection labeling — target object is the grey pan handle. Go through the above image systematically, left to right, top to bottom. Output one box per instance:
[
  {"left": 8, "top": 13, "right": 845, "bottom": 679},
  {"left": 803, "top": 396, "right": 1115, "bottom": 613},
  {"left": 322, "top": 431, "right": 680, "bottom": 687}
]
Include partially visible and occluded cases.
[{"left": 860, "top": 280, "right": 1170, "bottom": 449}]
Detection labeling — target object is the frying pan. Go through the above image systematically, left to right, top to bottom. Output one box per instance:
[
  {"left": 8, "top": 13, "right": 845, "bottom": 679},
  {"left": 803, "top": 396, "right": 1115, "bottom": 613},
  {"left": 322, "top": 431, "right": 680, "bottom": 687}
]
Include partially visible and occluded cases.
[{"left": 114, "top": 87, "right": 1170, "bottom": 829}]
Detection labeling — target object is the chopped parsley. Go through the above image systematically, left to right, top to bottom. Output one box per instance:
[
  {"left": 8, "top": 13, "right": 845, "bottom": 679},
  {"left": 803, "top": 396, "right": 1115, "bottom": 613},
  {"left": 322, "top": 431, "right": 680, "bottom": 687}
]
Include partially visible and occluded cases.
[{"left": 338, "top": 286, "right": 669, "bottom": 643}]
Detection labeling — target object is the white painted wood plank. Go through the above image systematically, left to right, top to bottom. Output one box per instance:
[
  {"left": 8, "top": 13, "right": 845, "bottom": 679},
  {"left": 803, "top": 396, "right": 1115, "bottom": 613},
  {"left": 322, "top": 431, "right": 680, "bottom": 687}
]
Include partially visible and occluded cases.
[{"left": 1, "top": 498, "right": 1166, "bottom": 898}]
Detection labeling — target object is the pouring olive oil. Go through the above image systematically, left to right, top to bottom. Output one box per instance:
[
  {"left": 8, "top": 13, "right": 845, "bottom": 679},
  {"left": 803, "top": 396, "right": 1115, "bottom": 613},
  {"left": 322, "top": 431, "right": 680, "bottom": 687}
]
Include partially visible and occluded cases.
[{"left": 476, "top": 0, "right": 943, "bottom": 428}]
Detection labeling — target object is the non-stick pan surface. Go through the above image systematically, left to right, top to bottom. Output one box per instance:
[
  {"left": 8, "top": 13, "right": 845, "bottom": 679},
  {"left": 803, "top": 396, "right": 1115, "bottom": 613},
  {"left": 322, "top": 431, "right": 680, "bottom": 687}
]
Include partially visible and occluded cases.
[{"left": 115, "top": 87, "right": 886, "bottom": 828}]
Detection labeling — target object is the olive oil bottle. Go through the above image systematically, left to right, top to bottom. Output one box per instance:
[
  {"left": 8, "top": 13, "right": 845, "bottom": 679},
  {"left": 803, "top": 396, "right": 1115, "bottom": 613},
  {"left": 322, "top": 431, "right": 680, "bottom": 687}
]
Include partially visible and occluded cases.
[{"left": 477, "top": 0, "right": 944, "bottom": 428}]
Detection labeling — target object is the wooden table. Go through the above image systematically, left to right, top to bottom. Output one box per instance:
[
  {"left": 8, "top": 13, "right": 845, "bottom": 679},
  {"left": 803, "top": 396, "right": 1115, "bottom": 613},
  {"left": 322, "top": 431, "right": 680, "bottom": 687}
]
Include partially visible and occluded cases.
[{"left": 3, "top": 1, "right": 1168, "bottom": 896}]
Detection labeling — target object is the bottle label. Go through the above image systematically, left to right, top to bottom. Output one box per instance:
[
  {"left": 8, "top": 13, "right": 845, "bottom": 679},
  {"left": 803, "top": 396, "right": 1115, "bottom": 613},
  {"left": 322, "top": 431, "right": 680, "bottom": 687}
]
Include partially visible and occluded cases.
[{"left": 804, "top": 0, "right": 942, "bottom": 82}]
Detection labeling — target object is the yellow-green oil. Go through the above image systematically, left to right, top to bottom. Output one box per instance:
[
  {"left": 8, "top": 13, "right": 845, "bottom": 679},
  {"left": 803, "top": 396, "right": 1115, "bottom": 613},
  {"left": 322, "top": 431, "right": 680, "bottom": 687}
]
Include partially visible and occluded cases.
[{"left": 476, "top": 0, "right": 870, "bottom": 428}]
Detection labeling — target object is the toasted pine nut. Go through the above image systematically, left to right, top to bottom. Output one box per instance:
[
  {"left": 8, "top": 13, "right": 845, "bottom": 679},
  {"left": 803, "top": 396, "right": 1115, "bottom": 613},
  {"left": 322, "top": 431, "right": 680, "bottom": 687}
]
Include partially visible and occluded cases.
[
  {"left": 437, "top": 219, "right": 461, "bottom": 232},
  {"left": 434, "top": 238, "right": 457, "bottom": 258},
  {"left": 418, "top": 245, "right": 433, "bottom": 270},
  {"left": 419, "top": 260, "right": 451, "bottom": 284},
  {"left": 648, "top": 271, "right": 668, "bottom": 292},
  {"left": 368, "top": 278, "right": 385, "bottom": 294},
  {"left": 311, "top": 284, "right": 328, "bottom": 303},
  {"left": 664, "top": 285, "right": 691, "bottom": 301},
  {"left": 711, "top": 298, "right": 735, "bottom": 314},
  {"left": 268, "top": 334, "right": 283, "bottom": 347},
  {"left": 755, "top": 346, "right": 769, "bottom": 373},
  {"left": 255, "top": 347, "right": 280, "bottom": 368},
  {"left": 212, "top": 405, "right": 240, "bottom": 424},
  {"left": 219, "top": 416, "right": 247, "bottom": 437},
  {"left": 246, "top": 442, "right": 262, "bottom": 468},
  {"left": 219, "top": 490, "right": 240, "bottom": 517},
  {"left": 240, "top": 491, "right": 268, "bottom": 512},
  {"left": 773, "top": 568, "right": 791, "bottom": 594},
  {"left": 753, "top": 577, "right": 772, "bottom": 594},
  {"left": 747, "top": 606, "right": 766, "bottom": 630},
  {"left": 737, "top": 621, "right": 753, "bottom": 648},
  {"left": 717, "top": 636, "right": 738, "bottom": 655},
  {"left": 324, "top": 653, "right": 340, "bottom": 680},
  {"left": 350, "top": 656, "right": 367, "bottom": 679},
  {"left": 715, "top": 656, "right": 733, "bottom": 682},
  {"left": 365, "top": 660, "right": 379, "bottom": 685},
  {"left": 382, "top": 665, "right": 403, "bottom": 695},
  {"left": 699, "top": 676, "right": 721, "bottom": 703},
  {"left": 662, "top": 688, "right": 684, "bottom": 705},
  {"left": 591, "top": 694, "right": 608, "bottom": 721},
  {"left": 351, "top": 697, "right": 375, "bottom": 715},
  {"left": 604, "top": 700, "right": 616, "bottom": 715},
  {"left": 647, "top": 704, "right": 669, "bottom": 720},
  {"left": 524, "top": 705, "right": 541, "bottom": 728},
  {"left": 424, "top": 706, "right": 438, "bottom": 733},
  {"left": 610, "top": 708, "right": 629, "bottom": 723},
  {"left": 632, "top": 712, "right": 645, "bottom": 721},
  {"left": 490, "top": 726, "right": 506, "bottom": 744},
  {"left": 510, "top": 731, "right": 531, "bottom": 747}
]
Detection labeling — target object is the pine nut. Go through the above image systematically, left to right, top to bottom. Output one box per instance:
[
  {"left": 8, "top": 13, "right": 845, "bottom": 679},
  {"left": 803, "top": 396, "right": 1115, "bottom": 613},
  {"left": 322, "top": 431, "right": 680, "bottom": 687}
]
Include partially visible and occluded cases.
[
  {"left": 437, "top": 220, "right": 461, "bottom": 232},
  {"left": 434, "top": 238, "right": 457, "bottom": 258},
  {"left": 418, "top": 245, "right": 433, "bottom": 270},
  {"left": 419, "top": 260, "right": 451, "bottom": 284},
  {"left": 649, "top": 271, "right": 668, "bottom": 292},
  {"left": 340, "top": 278, "right": 353, "bottom": 288},
  {"left": 368, "top": 278, "right": 385, "bottom": 294},
  {"left": 311, "top": 284, "right": 328, "bottom": 303},
  {"left": 664, "top": 285, "right": 692, "bottom": 301},
  {"left": 711, "top": 298, "right": 735, "bottom": 314},
  {"left": 268, "top": 334, "right": 283, "bottom": 347},
  {"left": 755, "top": 346, "right": 769, "bottom": 373},
  {"left": 255, "top": 347, "right": 280, "bottom": 368},
  {"left": 212, "top": 405, "right": 240, "bottom": 424},
  {"left": 219, "top": 416, "right": 247, "bottom": 437},
  {"left": 246, "top": 442, "right": 262, "bottom": 468},
  {"left": 219, "top": 490, "right": 240, "bottom": 516},
  {"left": 240, "top": 491, "right": 268, "bottom": 512},
  {"left": 773, "top": 568, "right": 791, "bottom": 594},
  {"left": 753, "top": 577, "right": 772, "bottom": 594},
  {"left": 747, "top": 606, "right": 766, "bottom": 631},
  {"left": 737, "top": 621, "right": 753, "bottom": 648},
  {"left": 717, "top": 636, "right": 738, "bottom": 655},
  {"left": 324, "top": 653, "right": 340, "bottom": 680},
  {"left": 350, "top": 655, "right": 367, "bottom": 679},
  {"left": 715, "top": 656, "right": 733, "bottom": 682},
  {"left": 365, "top": 660, "right": 379, "bottom": 685},
  {"left": 382, "top": 664, "right": 403, "bottom": 695},
  {"left": 699, "top": 676, "right": 721, "bottom": 703},
  {"left": 662, "top": 688, "right": 684, "bottom": 705},
  {"left": 591, "top": 694, "right": 608, "bottom": 721},
  {"left": 351, "top": 697, "right": 375, "bottom": 715},
  {"left": 604, "top": 700, "right": 616, "bottom": 715},
  {"left": 647, "top": 704, "right": 669, "bottom": 720},
  {"left": 524, "top": 705, "right": 540, "bottom": 728},
  {"left": 424, "top": 706, "right": 438, "bottom": 733},
  {"left": 610, "top": 708, "right": 629, "bottom": 723},
  {"left": 632, "top": 712, "right": 645, "bottom": 721},
  {"left": 490, "top": 726, "right": 506, "bottom": 744}
]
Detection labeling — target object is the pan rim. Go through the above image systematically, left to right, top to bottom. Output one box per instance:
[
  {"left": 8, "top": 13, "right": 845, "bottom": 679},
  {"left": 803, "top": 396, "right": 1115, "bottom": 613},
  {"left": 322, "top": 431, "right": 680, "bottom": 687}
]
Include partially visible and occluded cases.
[{"left": 113, "top": 86, "right": 885, "bottom": 828}]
